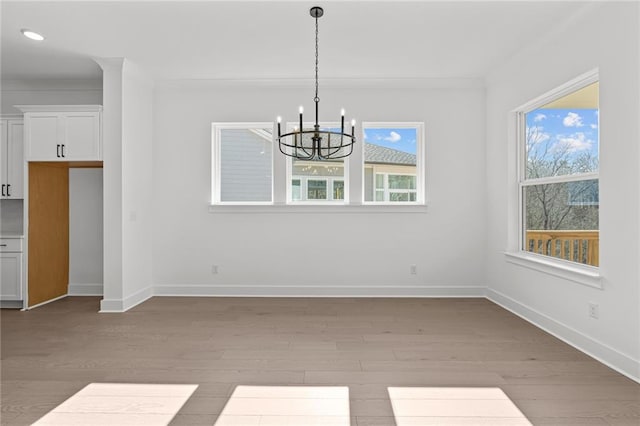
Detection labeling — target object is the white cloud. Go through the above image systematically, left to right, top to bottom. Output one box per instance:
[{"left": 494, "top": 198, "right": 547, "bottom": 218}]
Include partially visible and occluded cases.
[
  {"left": 563, "top": 112, "right": 584, "bottom": 127},
  {"left": 533, "top": 113, "right": 547, "bottom": 122},
  {"left": 590, "top": 124, "right": 598, "bottom": 129},
  {"left": 384, "top": 131, "right": 401, "bottom": 143},
  {"left": 553, "top": 132, "right": 593, "bottom": 153}
]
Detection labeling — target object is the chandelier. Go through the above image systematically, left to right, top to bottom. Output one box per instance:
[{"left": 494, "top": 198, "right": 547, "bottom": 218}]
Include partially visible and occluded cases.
[{"left": 276, "top": 6, "right": 356, "bottom": 160}]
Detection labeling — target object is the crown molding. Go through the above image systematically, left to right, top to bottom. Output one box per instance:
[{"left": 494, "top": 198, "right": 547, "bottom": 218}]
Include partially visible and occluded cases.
[
  {"left": 156, "top": 77, "right": 485, "bottom": 90},
  {"left": 1, "top": 79, "right": 102, "bottom": 91},
  {"left": 15, "top": 104, "right": 103, "bottom": 113}
]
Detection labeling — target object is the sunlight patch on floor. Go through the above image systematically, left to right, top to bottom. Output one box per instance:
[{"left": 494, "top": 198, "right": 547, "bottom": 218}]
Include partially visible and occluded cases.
[
  {"left": 32, "top": 383, "right": 198, "bottom": 425},
  {"left": 214, "top": 386, "right": 350, "bottom": 426},
  {"left": 388, "top": 387, "right": 532, "bottom": 425}
]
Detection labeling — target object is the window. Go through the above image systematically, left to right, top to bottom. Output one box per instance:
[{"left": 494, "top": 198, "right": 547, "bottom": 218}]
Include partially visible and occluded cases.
[
  {"left": 519, "top": 78, "right": 599, "bottom": 267},
  {"left": 211, "top": 122, "right": 426, "bottom": 209},
  {"left": 211, "top": 123, "right": 273, "bottom": 204},
  {"left": 362, "top": 123, "right": 424, "bottom": 204},
  {"left": 287, "top": 124, "right": 347, "bottom": 203},
  {"left": 375, "top": 173, "right": 417, "bottom": 202},
  {"left": 289, "top": 176, "right": 344, "bottom": 201}
]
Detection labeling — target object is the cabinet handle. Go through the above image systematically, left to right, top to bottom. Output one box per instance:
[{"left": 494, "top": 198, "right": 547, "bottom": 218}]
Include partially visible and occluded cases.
[
  {"left": 56, "top": 144, "right": 61, "bottom": 158},
  {"left": 61, "top": 144, "right": 66, "bottom": 158},
  {"left": 1, "top": 184, "right": 5, "bottom": 197},
  {"left": 6, "top": 184, "right": 10, "bottom": 197},
  {"left": 0, "top": 244, "right": 7, "bottom": 247}
]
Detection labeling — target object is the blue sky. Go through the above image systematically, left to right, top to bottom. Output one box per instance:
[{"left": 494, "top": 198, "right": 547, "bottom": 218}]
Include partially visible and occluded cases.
[
  {"left": 525, "top": 108, "right": 599, "bottom": 161},
  {"left": 363, "top": 128, "right": 417, "bottom": 154}
]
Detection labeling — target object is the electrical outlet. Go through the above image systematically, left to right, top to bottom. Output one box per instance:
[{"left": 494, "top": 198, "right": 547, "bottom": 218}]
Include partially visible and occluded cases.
[
  {"left": 410, "top": 264, "right": 417, "bottom": 275},
  {"left": 212, "top": 265, "right": 219, "bottom": 274},
  {"left": 588, "top": 302, "right": 599, "bottom": 319}
]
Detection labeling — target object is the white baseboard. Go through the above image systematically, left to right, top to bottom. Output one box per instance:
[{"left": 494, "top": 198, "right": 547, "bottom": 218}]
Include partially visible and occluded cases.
[
  {"left": 68, "top": 283, "right": 103, "bottom": 296},
  {"left": 153, "top": 284, "right": 486, "bottom": 298},
  {"left": 100, "top": 286, "right": 153, "bottom": 313},
  {"left": 487, "top": 288, "right": 640, "bottom": 384},
  {"left": 0, "top": 300, "right": 24, "bottom": 309}
]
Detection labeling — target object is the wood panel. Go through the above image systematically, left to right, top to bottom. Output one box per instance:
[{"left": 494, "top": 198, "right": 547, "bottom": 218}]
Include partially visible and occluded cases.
[
  {"left": 30, "top": 161, "right": 103, "bottom": 169},
  {"left": 28, "top": 162, "right": 69, "bottom": 307}
]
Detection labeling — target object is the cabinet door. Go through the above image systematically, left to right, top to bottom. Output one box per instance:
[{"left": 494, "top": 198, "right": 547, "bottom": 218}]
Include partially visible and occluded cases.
[
  {"left": 25, "top": 113, "right": 62, "bottom": 160},
  {"left": 64, "top": 113, "right": 101, "bottom": 160},
  {"left": 0, "top": 120, "right": 7, "bottom": 192},
  {"left": 7, "top": 121, "right": 24, "bottom": 198},
  {"left": 0, "top": 253, "right": 23, "bottom": 301}
]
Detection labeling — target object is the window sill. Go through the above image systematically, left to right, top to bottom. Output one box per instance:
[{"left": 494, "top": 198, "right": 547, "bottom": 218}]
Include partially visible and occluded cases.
[
  {"left": 208, "top": 203, "right": 428, "bottom": 214},
  {"left": 504, "top": 251, "right": 602, "bottom": 289}
]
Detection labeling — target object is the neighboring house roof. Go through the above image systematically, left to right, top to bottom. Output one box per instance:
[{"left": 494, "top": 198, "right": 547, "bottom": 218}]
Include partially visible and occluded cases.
[
  {"left": 248, "top": 128, "right": 417, "bottom": 166},
  {"left": 364, "top": 143, "right": 416, "bottom": 166}
]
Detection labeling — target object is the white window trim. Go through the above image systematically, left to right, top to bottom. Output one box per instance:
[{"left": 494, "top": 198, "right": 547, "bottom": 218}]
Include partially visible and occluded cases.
[
  {"left": 506, "top": 69, "right": 601, "bottom": 283},
  {"left": 209, "top": 121, "right": 429, "bottom": 213},
  {"left": 211, "top": 122, "right": 275, "bottom": 205},
  {"left": 361, "top": 122, "right": 425, "bottom": 205},
  {"left": 208, "top": 204, "right": 428, "bottom": 214},
  {"left": 504, "top": 251, "right": 602, "bottom": 289}
]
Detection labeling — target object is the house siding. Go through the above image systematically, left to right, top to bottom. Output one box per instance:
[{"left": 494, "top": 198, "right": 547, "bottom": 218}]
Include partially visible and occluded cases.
[{"left": 220, "top": 129, "right": 272, "bottom": 202}]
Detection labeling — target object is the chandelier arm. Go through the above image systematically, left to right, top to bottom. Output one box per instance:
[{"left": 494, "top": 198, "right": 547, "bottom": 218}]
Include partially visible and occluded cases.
[
  {"left": 278, "top": 133, "right": 315, "bottom": 157},
  {"left": 321, "top": 142, "right": 353, "bottom": 158},
  {"left": 319, "top": 144, "right": 354, "bottom": 160}
]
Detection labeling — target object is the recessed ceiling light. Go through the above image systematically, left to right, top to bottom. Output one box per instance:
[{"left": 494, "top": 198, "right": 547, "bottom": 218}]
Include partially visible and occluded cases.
[{"left": 21, "top": 29, "right": 44, "bottom": 41}]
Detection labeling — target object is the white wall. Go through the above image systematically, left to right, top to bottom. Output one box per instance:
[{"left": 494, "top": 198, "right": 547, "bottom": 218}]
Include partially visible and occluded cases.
[
  {"left": 485, "top": 2, "right": 640, "bottom": 380},
  {"left": 97, "top": 58, "right": 154, "bottom": 312},
  {"left": 98, "top": 59, "right": 125, "bottom": 307},
  {"left": 121, "top": 60, "right": 154, "bottom": 306},
  {"left": 1, "top": 80, "right": 102, "bottom": 115},
  {"left": 152, "top": 83, "right": 487, "bottom": 295},
  {"left": 69, "top": 168, "right": 103, "bottom": 295}
]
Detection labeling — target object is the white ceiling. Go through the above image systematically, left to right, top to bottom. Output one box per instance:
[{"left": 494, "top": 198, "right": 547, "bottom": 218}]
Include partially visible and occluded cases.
[{"left": 1, "top": 1, "right": 588, "bottom": 83}]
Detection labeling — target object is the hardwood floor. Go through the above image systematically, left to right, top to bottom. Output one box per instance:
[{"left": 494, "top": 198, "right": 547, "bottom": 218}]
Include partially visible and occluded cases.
[{"left": 1, "top": 297, "right": 639, "bottom": 425}]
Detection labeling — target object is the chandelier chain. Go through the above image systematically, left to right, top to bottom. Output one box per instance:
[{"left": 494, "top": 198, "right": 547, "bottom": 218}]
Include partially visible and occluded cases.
[{"left": 314, "top": 15, "right": 319, "bottom": 103}]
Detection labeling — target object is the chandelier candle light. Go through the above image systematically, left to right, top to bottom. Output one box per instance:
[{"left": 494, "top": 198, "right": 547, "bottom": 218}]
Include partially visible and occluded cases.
[{"left": 276, "top": 6, "right": 356, "bottom": 160}]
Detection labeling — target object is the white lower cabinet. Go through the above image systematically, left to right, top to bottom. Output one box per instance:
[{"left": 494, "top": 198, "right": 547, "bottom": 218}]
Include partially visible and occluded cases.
[{"left": 0, "top": 238, "right": 23, "bottom": 301}]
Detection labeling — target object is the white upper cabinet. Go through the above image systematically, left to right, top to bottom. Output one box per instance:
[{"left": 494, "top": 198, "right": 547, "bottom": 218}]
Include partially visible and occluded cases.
[
  {"left": 18, "top": 105, "right": 102, "bottom": 161},
  {"left": 65, "top": 113, "right": 101, "bottom": 160},
  {"left": 0, "top": 119, "right": 24, "bottom": 199}
]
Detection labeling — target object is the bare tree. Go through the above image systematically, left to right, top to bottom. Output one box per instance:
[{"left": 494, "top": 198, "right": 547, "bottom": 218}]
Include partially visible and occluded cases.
[{"left": 525, "top": 126, "right": 598, "bottom": 231}]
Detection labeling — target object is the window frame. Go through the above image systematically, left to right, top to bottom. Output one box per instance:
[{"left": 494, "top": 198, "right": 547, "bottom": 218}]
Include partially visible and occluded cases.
[
  {"left": 515, "top": 70, "right": 600, "bottom": 271},
  {"left": 209, "top": 121, "right": 428, "bottom": 213},
  {"left": 211, "top": 122, "right": 275, "bottom": 205},
  {"left": 285, "top": 122, "right": 349, "bottom": 205},
  {"left": 361, "top": 122, "right": 425, "bottom": 205},
  {"left": 288, "top": 176, "right": 345, "bottom": 202}
]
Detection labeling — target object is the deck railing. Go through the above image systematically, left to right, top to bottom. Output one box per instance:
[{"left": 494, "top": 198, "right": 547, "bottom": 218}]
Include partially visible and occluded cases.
[{"left": 526, "top": 230, "right": 599, "bottom": 267}]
